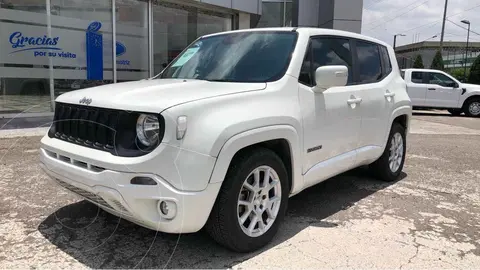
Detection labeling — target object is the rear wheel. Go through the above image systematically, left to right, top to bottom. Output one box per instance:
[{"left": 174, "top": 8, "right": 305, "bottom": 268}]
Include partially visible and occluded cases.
[
  {"left": 464, "top": 98, "right": 480, "bottom": 117},
  {"left": 447, "top": 109, "right": 462, "bottom": 116},
  {"left": 369, "top": 123, "right": 406, "bottom": 182},
  {"left": 206, "top": 148, "right": 289, "bottom": 252}
]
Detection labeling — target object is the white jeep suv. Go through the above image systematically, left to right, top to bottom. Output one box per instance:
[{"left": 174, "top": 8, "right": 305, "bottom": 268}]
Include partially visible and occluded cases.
[{"left": 40, "top": 28, "right": 412, "bottom": 252}]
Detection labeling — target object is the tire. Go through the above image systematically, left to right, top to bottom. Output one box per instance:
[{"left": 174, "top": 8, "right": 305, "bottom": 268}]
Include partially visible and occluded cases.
[
  {"left": 463, "top": 98, "right": 480, "bottom": 117},
  {"left": 447, "top": 109, "right": 462, "bottom": 116},
  {"left": 369, "top": 123, "right": 406, "bottom": 182},
  {"left": 206, "top": 147, "right": 289, "bottom": 252}
]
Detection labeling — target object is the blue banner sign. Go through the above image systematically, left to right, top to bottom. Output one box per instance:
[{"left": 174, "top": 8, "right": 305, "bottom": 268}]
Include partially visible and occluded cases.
[{"left": 86, "top": 21, "right": 104, "bottom": 80}]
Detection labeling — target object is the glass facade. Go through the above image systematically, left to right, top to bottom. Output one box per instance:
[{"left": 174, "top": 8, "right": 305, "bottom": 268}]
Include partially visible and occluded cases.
[
  {"left": 0, "top": 0, "right": 233, "bottom": 115},
  {"left": 116, "top": 0, "right": 149, "bottom": 82},
  {"left": 256, "top": 0, "right": 292, "bottom": 28},
  {"left": 152, "top": 2, "right": 232, "bottom": 74}
]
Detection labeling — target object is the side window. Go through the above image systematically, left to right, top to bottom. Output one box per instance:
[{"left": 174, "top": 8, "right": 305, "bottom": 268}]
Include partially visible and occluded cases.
[
  {"left": 310, "top": 37, "right": 354, "bottom": 85},
  {"left": 356, "top": 41, "right": 383, "bottom": 84},
  {"left": 299, "top": 42, "right": 313, "bottom": 86},
  {"left": 380, "top": 46, "right": 392, "bottom": 75},
  {"left": 401, "top": 70, "right": 405, "bottom": 79},
  {"left": 411, "top": 72, "right": 424, "bottom": 84},
  {"left": 428, "top": 72, "right": 456, "bottom": 87}
]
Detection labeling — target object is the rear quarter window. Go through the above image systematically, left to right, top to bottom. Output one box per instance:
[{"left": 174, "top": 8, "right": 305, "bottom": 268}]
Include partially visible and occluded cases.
[
  {"left": 379, "top": 46, "right": 392, "bottom": 75},
  {"left": 411, "top": 72, "right": 424, "bottom": 84}
]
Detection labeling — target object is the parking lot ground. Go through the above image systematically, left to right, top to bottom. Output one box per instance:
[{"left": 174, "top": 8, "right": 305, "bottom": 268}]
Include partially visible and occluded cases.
[{"left": 1, "top": 112, "right": 480, "bottom": 269}]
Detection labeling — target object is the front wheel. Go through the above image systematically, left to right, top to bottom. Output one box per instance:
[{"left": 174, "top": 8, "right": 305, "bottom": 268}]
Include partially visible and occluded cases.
[
  {"left": 464, "top": 98, "right": 480, "bottom": 117},
  {"left": 369, "top": 123, "right": 406, "bottom": 182},
  {"left": 206, "top": 148, "right": 289, "bottom": 252}
]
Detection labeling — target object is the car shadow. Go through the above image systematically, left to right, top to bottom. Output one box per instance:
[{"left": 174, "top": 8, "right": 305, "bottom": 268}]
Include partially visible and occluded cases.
[{"left": 38, "top": 169, "right": 406, "bottom": 269}]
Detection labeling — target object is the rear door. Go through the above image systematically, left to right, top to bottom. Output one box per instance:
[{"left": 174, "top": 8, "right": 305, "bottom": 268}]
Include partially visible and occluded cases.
[
  {"left": 352, "top": 41, "right": 395, "bottom": 163},
  {"left": 406, "top": 71, "right": 427, "bottom": 106},
  {"left": 425, "top": 72, "right": 462, "bottom": 108}
]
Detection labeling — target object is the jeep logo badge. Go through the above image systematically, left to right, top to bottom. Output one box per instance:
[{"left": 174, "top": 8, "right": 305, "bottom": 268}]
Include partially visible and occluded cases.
[{"left": 79, "top": 97, "right": 92, "bottom": 105}]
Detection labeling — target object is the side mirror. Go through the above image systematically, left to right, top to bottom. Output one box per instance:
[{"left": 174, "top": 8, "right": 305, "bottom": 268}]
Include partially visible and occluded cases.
[
  {"left": 314, "top": 65, "right": 348, "bottom": 93},
  {"left": 445, "top": 82, "right": 458, "bottom": 88},
  {"left": 454, "top": 83, "right": 459, "bottom": 88}
]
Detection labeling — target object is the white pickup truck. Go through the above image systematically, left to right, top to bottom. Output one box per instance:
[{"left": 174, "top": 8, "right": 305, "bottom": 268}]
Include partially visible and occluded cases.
[
  {"left": 40, "top": 28, "right": 412, "bottom": 252},
  {"left": 402, "top": 68, "right": 480, "bottom": 117}
]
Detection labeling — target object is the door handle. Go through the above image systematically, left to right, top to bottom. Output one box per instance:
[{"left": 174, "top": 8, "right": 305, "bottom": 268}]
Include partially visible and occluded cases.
[
  {"left": 428, "top": 88, "right": 436, "bottom": 91},
  {"left": 384, "top": 90, "right": 395, "bottom": 102},
  {"left": 384, "top": 92, "right": 395, "bottom": 98},
  {"left": 347, "top": 97, "right": 362, "bottom": 105}
]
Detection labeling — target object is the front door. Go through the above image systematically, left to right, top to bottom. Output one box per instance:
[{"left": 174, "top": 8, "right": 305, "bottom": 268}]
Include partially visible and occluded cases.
[
  {"left": 298, "top": 37, "right": 361, "bottom": 185},
  {"left": 425, "top": 72, "right": 462, "bottom": 108}
]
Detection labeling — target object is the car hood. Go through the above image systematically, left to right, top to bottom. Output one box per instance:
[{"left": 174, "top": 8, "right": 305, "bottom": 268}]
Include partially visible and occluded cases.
[{"left": 56, "top": 79, "right": 266, "bottom": 113}]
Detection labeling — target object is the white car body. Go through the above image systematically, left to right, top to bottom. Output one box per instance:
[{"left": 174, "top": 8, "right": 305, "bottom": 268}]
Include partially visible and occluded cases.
[
  {"left": 40, "top": 28, "right": 412, "bottom": 246},
  {"left": 402, "top": 68, "right": 480, "bottom": 116}
]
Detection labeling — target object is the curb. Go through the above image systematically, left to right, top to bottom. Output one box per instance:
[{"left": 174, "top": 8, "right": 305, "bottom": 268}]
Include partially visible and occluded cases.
[{"left": 0, "top": 127, "right": 49, "bottom": 138}]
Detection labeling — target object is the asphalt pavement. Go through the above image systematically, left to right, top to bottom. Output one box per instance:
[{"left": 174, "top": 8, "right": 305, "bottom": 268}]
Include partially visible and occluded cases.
[{"left": 0, "top": 111, "right": 479, "bottom": 269}]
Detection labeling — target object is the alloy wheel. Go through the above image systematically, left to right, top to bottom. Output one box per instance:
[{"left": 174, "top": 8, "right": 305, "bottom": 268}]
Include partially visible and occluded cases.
[
  {"left": 468, "top": 101, "right": 480, "bottom": 116},
  {"left": 389, "top": 132, "right": 404, "bottom": 173},
  {"left": 237, "top": 166, "right": 282, "bottom": 238}
]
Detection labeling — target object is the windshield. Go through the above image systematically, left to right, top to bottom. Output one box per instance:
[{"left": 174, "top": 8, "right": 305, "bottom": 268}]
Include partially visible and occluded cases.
[{"left": 159, "top": 31, "right": 298, "bottom": 82}]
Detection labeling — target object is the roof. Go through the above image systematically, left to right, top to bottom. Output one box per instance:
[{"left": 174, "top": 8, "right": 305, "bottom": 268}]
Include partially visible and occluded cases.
[
  {"left": 202, "top": 27, "right": 390, "bottom": 48},
  {"left": 395, "top": 41, "right": 480, "bottom": 52},
  {"left": 401, "top": 68, "right": 449, "bottom": 73}
]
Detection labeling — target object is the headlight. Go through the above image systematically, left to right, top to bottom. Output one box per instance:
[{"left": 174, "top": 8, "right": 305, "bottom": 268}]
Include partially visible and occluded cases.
[{"left": 136, "top": 114, "right": 160, "bottom": 147}]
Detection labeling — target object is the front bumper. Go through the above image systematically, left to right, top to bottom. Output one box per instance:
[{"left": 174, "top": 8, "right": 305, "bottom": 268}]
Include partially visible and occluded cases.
[{"left": 40, "top": 147, "right": 221, "bottom": 233}]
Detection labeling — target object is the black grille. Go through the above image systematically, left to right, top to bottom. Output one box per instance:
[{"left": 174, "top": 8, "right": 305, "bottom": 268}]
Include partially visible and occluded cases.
[
  {"left": 49, "top": 102, "right": 164, "bottom": 157},
  {"left": 50, "top": 103, "right": 119, "bottom": 152},
  {"left": 53, "top": 178, "right": 119, "bottom": 212}
]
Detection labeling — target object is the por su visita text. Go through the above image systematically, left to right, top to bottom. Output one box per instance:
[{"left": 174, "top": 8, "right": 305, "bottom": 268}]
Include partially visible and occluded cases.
[{"left": 34, "top": 51, "right": 77, "bottom": 59}]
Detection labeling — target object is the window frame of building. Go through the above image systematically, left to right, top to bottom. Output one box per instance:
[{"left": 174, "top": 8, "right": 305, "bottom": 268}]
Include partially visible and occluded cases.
[{"left": 256, "top": 0, "right": 293, "bottom": 28}]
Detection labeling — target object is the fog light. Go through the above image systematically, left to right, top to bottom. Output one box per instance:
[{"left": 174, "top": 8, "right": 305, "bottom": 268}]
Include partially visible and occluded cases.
[{"left": 158, "top": 200, "right": 177, "bottom": 219}]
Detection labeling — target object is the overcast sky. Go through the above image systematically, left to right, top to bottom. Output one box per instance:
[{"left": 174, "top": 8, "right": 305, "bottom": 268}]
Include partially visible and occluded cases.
[{"left": 361, "top": 0, "right": 480, "bottom": 47}]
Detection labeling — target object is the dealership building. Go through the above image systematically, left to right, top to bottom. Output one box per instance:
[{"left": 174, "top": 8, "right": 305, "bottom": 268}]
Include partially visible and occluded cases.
[
  {"left": 0, "top": 0, "right": 363, "bottom": 117},
  {"left": 395, "top": 41, "right": 480, "bottom": 70}
]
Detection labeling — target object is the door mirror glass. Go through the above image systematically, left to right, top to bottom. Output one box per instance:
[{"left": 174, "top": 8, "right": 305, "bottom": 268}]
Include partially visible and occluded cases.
[{"left": 314, "top": 65, "right": 348, "bottom": 92}]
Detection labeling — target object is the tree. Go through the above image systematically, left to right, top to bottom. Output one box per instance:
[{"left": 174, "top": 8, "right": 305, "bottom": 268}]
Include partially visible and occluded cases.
[
  {"left": 430, "top": 50, "right": 444, "bottom": 71},
  {"left": 468, "top": 54, "right": 480, "bottom": 84},
  {"left": 413, "top": 55, "right": 424, "bottom": 68},
  {"left": 448, "top": 68, "right": 469, "bottom": 81}
]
